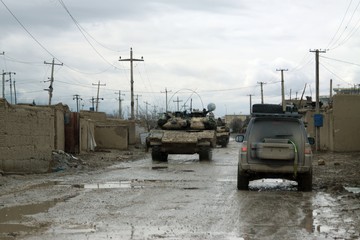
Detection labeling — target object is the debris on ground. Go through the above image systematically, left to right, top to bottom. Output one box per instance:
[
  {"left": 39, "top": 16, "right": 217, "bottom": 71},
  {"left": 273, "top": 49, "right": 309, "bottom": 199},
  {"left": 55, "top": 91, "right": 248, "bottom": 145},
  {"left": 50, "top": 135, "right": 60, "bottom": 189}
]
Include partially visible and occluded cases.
[{"left": 51, "top": 150, "right": 85, "bottom": 172}]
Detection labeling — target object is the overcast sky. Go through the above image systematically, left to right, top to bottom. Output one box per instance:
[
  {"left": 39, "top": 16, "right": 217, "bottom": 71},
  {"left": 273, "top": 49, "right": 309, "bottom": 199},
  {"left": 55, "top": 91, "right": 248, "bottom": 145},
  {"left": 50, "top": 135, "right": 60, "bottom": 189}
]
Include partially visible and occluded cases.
[{"left": 1, "top": 0, "right": 359, "bottom": 117}]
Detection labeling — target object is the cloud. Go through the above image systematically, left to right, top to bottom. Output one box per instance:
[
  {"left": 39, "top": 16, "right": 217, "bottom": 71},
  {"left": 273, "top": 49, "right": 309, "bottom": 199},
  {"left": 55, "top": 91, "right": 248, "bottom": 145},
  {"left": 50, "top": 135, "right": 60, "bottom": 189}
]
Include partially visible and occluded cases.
[{"left": 1, "top": 0, "right": 360, "bottom": 117}]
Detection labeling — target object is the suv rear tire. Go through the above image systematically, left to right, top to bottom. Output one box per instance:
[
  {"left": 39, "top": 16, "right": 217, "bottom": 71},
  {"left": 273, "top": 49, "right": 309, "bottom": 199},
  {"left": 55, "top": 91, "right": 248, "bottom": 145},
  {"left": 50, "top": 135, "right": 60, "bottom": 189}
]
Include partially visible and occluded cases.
[
  {"left": 237, "top": 167, "right": 249, "bottom": 190},
  {"left": 297, "top": 171, "right": 312, "bottom": 192}
]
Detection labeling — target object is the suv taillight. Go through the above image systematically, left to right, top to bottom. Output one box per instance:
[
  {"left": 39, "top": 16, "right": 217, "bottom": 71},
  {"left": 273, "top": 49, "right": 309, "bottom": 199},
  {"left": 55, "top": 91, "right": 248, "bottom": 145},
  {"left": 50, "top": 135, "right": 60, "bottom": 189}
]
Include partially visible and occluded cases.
[
  {"left": 241, "top": 141, "right": 248, "bottom": 152},
  {"left": 304, "top": 144, "right": 312, "bottom": 154}
]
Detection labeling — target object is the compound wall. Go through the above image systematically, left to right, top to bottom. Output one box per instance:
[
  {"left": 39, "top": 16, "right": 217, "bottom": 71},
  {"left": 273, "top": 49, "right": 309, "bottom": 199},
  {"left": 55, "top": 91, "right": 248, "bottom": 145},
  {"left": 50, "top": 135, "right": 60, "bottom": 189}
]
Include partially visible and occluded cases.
[
  {"left": 305, "top": 94, "right": 360, "bottom": 152},
  {"left": 331, "top": 94, "right": 360, "bottom": 151},
  {"left": 0, "top": 99, "right": 67, "bottom": 173}
]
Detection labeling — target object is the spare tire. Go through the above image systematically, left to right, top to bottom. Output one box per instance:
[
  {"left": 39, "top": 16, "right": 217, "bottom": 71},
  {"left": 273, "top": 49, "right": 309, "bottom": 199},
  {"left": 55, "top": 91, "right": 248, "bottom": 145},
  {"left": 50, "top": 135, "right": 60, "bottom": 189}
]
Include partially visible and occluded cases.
[{"left": 252, "top": 104, "right": 283, "bottom": 114}]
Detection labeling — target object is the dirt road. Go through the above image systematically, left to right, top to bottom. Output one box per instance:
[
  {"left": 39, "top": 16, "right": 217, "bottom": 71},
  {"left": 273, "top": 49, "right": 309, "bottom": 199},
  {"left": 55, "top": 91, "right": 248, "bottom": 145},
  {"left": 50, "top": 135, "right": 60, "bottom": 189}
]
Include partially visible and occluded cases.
[{"left": 0, "top": 139, "right": 359, "bottom": 239}]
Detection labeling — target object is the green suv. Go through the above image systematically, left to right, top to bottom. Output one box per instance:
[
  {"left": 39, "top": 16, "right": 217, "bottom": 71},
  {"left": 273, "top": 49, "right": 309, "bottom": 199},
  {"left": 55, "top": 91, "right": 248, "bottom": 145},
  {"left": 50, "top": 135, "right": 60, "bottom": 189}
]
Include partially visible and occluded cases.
[{"left": 235, "top": 104, "right": 314, "bottom": 191}]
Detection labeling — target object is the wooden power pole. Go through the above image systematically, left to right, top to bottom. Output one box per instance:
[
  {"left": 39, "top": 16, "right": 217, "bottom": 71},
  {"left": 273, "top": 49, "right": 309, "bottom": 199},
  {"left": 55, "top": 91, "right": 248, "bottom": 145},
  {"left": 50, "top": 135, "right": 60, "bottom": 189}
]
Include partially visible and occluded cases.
[
  {"left": 119, "top": 48, "right": 144, "bottom": 120},
  {"left": 310, "top": 49, "right": 326, "bottom": 151},
  {"left": 44, "top": 58, "right": 63, "bottom": 105},
  {"left": 276, "top": 68, "right": 288, "bottom": 112},
  {"left": 92, "top": 81, "right": 106, "bottom": 112},
  {"left": 257, "top": 81, "right": 266, "bottom": 104},
  {"left": 161, "top": 88, "right": 172, "bottom": 112},
  {"left": 115, "top": 90, "right": 125, "bottom": 118},
  {"left": 247, "top": 94, "right": 253, "bottom": 114}
]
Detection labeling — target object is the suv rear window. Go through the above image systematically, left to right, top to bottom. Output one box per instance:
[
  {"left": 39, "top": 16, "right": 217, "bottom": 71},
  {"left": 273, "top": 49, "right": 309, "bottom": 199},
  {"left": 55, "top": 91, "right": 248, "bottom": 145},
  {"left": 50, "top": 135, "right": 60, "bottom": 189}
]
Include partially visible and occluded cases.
[{"left": 248, "top": 118, "right": 303, "bottom": 144}]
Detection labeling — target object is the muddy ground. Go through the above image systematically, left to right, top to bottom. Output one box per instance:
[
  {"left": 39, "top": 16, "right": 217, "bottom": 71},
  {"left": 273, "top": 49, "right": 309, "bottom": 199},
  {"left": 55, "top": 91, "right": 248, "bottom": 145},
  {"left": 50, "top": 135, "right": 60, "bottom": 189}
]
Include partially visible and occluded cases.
[{"left": 0, "top": 141, "right": 360, "bottom": 239}]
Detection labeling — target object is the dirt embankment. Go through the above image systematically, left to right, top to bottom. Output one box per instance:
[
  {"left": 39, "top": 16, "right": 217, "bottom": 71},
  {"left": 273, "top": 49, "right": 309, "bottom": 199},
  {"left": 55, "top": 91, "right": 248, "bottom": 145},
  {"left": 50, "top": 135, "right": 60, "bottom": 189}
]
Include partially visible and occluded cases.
[
  {"left": 50, "top": 144, "right": 147, "bottom": 172},
  {"left": 313, "top": 151, "right": 360, "bottom": 193}
]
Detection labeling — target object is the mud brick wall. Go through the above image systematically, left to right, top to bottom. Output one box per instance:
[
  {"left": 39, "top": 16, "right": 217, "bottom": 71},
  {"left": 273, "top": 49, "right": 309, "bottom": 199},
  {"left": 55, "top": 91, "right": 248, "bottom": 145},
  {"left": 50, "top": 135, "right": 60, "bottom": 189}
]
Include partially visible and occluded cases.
[
  {"left": 304, "top": 94, "right": 360, "bottom": 152},
  {"left": 332, "top": 94, "right": 360, "bottom": 152},
  {"left": 0, "top": 99, "right": 66, "bottom": 173},
  {"left": 79, "top": 111, "right": 135, "bottom": 145},
  {"left": 79, "top": 118, "right": 96, "bottom": 153},
  {"left": 94, "top": 124, "right": 128, "bottom": 150}
]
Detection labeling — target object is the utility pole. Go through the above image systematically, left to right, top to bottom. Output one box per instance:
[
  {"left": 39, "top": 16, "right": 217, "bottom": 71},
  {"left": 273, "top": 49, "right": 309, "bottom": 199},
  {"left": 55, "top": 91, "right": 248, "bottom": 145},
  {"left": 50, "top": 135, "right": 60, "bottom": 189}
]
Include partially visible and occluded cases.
[
  {"left": 119, "top": 48, "right": 144, "bottom": 120},
  {"left": 310, "top": 49, "right": 326, "bottom": 151},
  {"left": 0, "top": 53, "right": 4, "bottom": 98},
  {"left": 44, "top": 58, "right": 63, "bottom": 105},
  {"left": 276, "top": 69, "right": 288, "bottom": 112},
  {"left": 2, "top": 70, "right": 6, "bottom": 99},
  {"left": 4, "top": 72, "right": 16, "bottom": 104},
  {"left": 13, "top": 79, "right": 17, "bottom": 104},
  {"left": 329, "top": 79, "right": 333, "bottom": 102},
  {"left": 92, "top": 81, "right": 106, "bottom": 112},
  {"left": 257, "top": 81, "right": 266, "bottom": 104},
  {"left": 161, "top": 88, "right": 172, "bottom": 112},
  {"left": 289, "top": 89, "right": 292, "bottom": 100},
  {"left": 115, "top": 90, "right": 125, "bottom": 119},
  {"left": 73, "top": 94, "right": 82, "bottom": 112},
  {"left": 135, "top": 94, "right": 142, "bottom": 119},
  {"left": 247, "top": 94, "right": 253, "bottom": 114},
  {"left": 173, "top": 96, "right": 183, "bottom": 111},
  {"left": 90, "top": 97, "right": 96, "bottom": 111},
  {"left": 144, "top": 101, "right": 151, "bottom": 120},
  {"left": 182, "top": 103, "right": 188, "bottom": 111},
  {"left": 152, "top": 105, "right": 157, "bottom": 118}
]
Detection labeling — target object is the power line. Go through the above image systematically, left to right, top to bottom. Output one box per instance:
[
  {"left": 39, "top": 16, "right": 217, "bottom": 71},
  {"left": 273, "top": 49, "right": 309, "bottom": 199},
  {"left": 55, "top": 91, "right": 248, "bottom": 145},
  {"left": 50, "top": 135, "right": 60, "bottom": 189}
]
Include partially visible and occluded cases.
[
  {"left": 0, "top": 0, "right": 57, "bottom": 59},
  {"left": 57, "top": 0, "right": 120, "bottom": 69},
  {"left": 57, "top": 0, "right": 125, "bottom": 53},
  {"left": 327, "top": 0, "right": 354, "bottom": 49},
  {"left": 328, "top": 0, "right": 360, "bottom": 50},
  {"left": 320, "top": 55, "right": 360, "bottom": 67},
  {"left": 320, "top": 62, "right": 352, "bottom": 85}
]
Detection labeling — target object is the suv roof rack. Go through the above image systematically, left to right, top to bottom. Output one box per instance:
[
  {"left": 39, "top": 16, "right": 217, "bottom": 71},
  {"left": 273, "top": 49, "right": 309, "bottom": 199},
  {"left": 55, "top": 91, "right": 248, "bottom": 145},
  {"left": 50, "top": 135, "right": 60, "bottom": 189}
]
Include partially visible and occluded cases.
[
  {"left": 252, "top": 103, "right": 300, "bottom": 116},
  {"left": 252, "top": 112, "right": 303, "bottom": 119}
]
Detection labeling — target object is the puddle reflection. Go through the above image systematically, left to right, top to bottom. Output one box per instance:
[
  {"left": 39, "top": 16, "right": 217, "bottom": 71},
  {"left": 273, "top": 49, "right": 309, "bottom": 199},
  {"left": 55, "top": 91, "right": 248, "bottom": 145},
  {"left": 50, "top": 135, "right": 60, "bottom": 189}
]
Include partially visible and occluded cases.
[
  {"left": 249, "top": 179, "right": 298, "bottom": 191},
  {"left": 81, "top": 181, "right": 133, "bottom": 189},
  {"left": 0, "top": 201, "right": 57, "bottom": 235}
]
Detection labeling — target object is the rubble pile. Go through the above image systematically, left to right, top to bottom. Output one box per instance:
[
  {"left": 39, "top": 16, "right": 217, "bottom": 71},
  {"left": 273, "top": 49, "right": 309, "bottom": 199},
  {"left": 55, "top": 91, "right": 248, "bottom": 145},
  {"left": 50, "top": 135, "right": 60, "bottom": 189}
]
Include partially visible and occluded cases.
[{"left": 51, "top": 150, "right": 85, "bottom": 172}]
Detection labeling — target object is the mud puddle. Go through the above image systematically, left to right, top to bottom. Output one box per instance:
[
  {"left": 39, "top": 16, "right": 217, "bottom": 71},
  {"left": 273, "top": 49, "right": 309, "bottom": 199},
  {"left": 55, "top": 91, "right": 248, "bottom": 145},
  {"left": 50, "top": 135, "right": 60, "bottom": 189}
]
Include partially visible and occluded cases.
[
  {"left": 70, "top": 179, "right": 200, "bottom": 190},
  {"left": 249, "top": 179, "right": 298, "bottom": 191},
  {"left": 79, "top": 181, "right": 135, "bottom": 189},
  {"left": 344, "top": 186, "right": 360, "bottom": 194},
  {"left": 312, "top": 192, "right": 360, "bottom": 238},
  {"left": 0, "top": 195, "right": 77, "bottom": 237},
  {"left": 0, "top": 202, "right": 56, "bottom": 237}
]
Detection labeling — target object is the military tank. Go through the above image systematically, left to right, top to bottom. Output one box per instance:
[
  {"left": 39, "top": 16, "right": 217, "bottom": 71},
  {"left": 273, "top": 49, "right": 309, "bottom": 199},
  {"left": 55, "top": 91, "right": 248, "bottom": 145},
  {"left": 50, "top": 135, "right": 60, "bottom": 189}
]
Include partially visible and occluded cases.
[
  {"left": 147, "top": 103, "right": 217, "bottom": 161},
  {"left": 216, "top": 118, "right": 230, "bottom": 148}
]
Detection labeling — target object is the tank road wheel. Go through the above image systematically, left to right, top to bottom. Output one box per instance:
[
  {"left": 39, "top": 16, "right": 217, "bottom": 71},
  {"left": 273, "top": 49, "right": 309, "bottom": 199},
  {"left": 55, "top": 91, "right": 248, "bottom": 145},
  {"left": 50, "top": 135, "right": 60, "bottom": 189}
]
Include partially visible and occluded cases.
[
  {"left": 151, "top": 146, "right": 168, "bottom": 162},
  {"left": 151, "top": 146, "right": 161, "bottom": 161},
  {"left": 199, "top": 147, "right": 212, "bottom": 161},
  {"left": 160, "top": 152, "right": 168, "bottom": 162},
  {"left": 237, "top": 167, "right": 249, "bottom": 190},
  {"left": 297, "top": 171, "right": 312, "bottom": 192}
]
